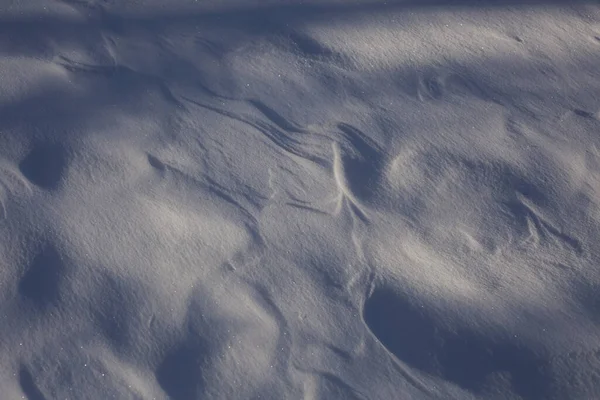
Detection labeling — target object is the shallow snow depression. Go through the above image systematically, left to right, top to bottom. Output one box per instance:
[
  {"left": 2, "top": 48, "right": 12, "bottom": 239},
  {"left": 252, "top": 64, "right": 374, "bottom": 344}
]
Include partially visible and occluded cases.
[{"left": 1, "top": 0, "right": 600, "bottom": 399}]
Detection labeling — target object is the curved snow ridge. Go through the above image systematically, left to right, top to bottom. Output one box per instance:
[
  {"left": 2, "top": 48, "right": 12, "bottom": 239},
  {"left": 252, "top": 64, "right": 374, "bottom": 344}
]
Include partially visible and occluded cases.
[{"left": 363, "top": 285, "right": 546, "bottom": 398}]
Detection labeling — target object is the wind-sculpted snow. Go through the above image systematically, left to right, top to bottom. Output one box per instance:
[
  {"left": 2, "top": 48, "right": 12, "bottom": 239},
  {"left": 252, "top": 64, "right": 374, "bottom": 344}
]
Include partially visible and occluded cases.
[{"left": 1, "top": 0, "right": 600, "bottom": 399}]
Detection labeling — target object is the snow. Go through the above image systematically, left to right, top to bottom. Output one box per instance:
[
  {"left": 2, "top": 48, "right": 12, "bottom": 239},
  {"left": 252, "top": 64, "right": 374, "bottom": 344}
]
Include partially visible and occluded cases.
[{"left": 1, "top": 0, "right": 600, "bottom": 399}]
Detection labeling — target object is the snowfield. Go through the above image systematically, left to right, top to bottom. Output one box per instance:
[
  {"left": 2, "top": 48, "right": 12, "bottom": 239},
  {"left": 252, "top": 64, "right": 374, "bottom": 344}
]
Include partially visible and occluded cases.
[{"left": 1, "top": 0, "right": 600, "bottom": 399}]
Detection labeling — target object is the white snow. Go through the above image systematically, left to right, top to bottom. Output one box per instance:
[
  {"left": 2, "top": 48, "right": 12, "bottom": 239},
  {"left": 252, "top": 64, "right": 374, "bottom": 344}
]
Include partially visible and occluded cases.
[{"left": 1, "top": 0, "right": 600, "bottom": 399}]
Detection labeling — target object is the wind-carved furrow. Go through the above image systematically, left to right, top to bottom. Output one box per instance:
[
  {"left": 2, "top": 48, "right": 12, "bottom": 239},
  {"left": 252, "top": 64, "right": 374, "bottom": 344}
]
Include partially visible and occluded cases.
[
  {"left": 181, "top": 96, "right": 330, "bottom": 168},
  {"left": 248, "top": 99, "right": 305, "bottom": 134},
  {"left": 328, "top": 121, "right": 386, "bottom": 223},
  {"left": 328, "top": 123, "right": 389, "bottom": 267},
  {"left": 336, "top": 123, "right": 385, "bottom": 206},
  {"left": 329, "top": 141, "right": 371, "bottom": 292},
  {"left": 330, "top": 142, "right": 369, "bottom": 223},
  {"left": 147, "top": 154, "right": 261, "bottom": 232},
  {"left": 274, "top": 168, "right": 333, "bottom": 215},
  {"left": 203, "top": 176, "right": 262, "bottom": 226},
  {"left": 512, "top": 194, "right": 583, "bottom": 255},
  {"left": 285, "top": 202, "right": 330, "bottom": 216}
]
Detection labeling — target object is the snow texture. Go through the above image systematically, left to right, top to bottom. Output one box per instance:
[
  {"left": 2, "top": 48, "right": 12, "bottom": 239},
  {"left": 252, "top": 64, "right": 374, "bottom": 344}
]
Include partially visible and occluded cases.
[{"left": 1, "top": 0, "right": 600, "bottom": 399}]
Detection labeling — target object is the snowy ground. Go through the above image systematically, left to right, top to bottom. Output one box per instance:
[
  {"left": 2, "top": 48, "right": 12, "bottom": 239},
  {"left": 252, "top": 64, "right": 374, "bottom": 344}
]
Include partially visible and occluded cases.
[{"left": 1, "top": 0, "right": 600, "bottom": 399}]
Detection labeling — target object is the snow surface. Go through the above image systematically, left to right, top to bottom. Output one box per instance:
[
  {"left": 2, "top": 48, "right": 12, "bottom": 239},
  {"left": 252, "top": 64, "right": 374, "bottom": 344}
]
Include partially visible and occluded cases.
[{"left": 1, "top": 0, "right": 600, "bottom": 399}]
